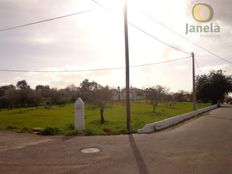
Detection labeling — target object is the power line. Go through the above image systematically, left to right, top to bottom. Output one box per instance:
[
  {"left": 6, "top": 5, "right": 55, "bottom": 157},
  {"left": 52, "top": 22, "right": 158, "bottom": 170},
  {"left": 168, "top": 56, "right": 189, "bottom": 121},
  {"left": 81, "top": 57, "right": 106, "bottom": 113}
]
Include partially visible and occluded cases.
[
  {"left": 0, "top": 0, "right": 191, "bottom": 55},
  {"left": 90, "top": 0, "right": 191, "bottom": 55},
  {"left": 90, "top": 0, "right": 105, "bottom": 9},
  {"left": 0, "top": 8, "right": 95, "bottom": 32},
  {"left": 142, "top": 12, "right": 232, "bottom": 65},
  {"left": 129, "top": 23, "right": 190, "bottom": 55},
  {"left": 0, "top": 56, "right": 191, "bottom": 73},
  {"left": 131, "top": 56, "right": 191, "bottom": 68}
]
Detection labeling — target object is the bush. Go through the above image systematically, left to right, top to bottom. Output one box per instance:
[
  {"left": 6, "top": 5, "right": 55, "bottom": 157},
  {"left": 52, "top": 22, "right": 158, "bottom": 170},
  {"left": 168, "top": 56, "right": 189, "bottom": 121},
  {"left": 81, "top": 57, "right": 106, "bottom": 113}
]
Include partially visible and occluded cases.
[
  {"left": 66, "top": 123, "right": 75, "bottom": 130},
  {"left": 6, "top": 125, "right": 17, "bottom": 130},
  {"left": 17, "top": 127, "right": 32, "bottom": 133},
  {"left": 40, "top": 127, "right": 60, "bottom": 135},
  {"left": 103, "top": 127, "right": 111, "bottom": 133},
  {"left": 84, "top": 129, "right": 94, "bottom": 136}
]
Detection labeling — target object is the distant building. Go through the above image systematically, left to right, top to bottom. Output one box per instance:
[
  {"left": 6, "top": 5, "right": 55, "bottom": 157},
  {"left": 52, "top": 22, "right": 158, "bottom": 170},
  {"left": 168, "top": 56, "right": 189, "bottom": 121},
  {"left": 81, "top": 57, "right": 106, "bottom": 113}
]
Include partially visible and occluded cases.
[{"left": 112, "top": 87, "right": 145, "bottom": 101}]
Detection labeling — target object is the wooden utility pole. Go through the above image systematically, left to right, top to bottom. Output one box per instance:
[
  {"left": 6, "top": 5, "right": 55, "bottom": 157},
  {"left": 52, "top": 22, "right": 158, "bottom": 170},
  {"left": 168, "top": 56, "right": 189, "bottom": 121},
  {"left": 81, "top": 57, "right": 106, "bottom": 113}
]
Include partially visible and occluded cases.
[
  {"left": 124, "top": 0, "right": 131, "bottom": 131},
  {"left": 192, "top": 52, "right": 197, "bottom": 111}
]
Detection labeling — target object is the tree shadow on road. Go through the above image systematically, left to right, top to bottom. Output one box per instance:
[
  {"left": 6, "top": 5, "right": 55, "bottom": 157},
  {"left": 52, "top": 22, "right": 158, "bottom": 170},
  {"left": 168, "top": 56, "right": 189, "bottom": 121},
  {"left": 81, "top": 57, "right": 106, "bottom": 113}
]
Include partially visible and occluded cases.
[{"left": 128, "top": 134, "right": 149, "bottom": 174}]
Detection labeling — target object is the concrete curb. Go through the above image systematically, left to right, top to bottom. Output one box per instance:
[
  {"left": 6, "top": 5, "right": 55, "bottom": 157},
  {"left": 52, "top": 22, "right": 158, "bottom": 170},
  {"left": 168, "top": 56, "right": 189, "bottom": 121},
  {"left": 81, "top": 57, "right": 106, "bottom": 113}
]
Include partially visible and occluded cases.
[{"left": 138, "top": 104, "right": 218, "bottom": 134}]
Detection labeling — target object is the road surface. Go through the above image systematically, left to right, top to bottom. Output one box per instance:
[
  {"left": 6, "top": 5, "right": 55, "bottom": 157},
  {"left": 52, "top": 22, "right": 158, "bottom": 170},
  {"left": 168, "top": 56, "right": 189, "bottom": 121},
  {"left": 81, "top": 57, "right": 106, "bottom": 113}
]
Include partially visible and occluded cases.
[{"left": 0, "top": 105, "right": 231, "bottom": 174}]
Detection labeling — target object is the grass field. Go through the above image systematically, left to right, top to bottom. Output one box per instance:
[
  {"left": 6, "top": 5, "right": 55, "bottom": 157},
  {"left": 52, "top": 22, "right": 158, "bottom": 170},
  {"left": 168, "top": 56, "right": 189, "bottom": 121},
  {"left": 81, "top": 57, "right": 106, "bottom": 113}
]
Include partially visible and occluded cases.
[{"left": 0, "top": 101, "right": 209, "bottom": 135}]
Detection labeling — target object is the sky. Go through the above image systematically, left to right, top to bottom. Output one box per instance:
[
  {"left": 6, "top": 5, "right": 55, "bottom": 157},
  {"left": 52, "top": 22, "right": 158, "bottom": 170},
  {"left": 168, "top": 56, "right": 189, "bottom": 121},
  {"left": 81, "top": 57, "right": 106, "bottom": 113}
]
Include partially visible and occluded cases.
[{"left": 0, "top": 0, "right": 231, "bottom": 92}]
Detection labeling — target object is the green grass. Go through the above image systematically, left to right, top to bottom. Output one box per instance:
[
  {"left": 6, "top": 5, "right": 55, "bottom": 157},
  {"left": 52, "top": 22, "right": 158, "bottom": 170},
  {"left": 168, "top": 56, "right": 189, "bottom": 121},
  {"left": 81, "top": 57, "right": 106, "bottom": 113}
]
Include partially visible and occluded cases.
[{"left": 0, "top": 101, "right": 209, "bottom": 135}]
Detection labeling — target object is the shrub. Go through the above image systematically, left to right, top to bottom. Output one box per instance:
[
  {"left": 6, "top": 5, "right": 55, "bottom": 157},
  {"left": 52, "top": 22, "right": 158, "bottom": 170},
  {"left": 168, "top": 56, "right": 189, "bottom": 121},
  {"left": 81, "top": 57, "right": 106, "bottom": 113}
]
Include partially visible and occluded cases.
[
  {"left": 66, "top": 123, "right": 75, "bottom": 130},
  {"left": 6, "top": 125, "right": 17, "bottom": 130},
  {"left": 18, "top": 127, "right": 32, "bottom": 133},
  {"left": 40, "top": 127, "right": 60, "bottom": 135},
  {"left": 103, "top": 128, "right": 111, "bottom": 133},
  {"left": 84, "top": 129, "right": 93, "bottom": 136},
  {"left": 65, "top": 130, "right": 79, "bottom": 136}
]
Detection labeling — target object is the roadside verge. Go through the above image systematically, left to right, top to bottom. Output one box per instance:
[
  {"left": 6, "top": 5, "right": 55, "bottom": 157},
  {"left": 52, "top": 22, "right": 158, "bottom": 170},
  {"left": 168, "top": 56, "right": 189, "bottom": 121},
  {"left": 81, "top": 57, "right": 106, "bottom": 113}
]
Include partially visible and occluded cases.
[{"left": 138, "top": 104, "right": 218, "bottom": 134}]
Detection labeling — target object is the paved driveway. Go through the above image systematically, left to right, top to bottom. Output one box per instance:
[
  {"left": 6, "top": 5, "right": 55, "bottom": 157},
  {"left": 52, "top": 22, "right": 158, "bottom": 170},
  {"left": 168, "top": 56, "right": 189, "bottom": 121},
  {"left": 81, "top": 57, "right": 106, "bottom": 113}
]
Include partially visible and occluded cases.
[{"left": 0, "top": 105, "right": 231, "bottom": 174}]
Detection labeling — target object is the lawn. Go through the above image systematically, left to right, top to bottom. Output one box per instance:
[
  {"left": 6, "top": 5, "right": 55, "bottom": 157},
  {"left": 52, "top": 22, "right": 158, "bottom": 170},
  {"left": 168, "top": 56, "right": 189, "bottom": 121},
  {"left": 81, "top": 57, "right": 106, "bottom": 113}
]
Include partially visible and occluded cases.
[{"left": 0, "top": 101, "right": 209, "bottom": 135}]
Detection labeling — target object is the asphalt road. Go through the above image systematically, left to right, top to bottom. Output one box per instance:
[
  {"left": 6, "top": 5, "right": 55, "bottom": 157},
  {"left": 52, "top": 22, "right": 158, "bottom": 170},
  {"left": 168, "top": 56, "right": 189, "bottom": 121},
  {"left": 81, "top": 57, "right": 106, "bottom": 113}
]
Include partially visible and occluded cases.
[{"left": 0, "top": 105, "right": 231, "bottom": 174}]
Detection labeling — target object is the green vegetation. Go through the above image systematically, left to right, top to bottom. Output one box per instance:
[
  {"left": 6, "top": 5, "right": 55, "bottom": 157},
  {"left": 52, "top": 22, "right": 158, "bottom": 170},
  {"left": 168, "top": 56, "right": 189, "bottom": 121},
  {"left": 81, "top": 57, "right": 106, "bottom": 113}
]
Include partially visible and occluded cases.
[
  {"left": 196, "top": 70, "right": 232, "bottom": 104},
  {"left": 0, "top": 101, "right": 209, "bottom": 135},
  {"left": 40, "top": 127, "right": 60, "bottom": 136}
]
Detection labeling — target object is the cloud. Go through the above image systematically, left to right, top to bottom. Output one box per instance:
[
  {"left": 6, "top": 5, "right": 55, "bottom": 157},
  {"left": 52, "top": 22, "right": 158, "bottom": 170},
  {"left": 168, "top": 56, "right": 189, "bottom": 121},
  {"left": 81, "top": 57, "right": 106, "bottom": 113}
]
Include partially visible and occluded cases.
[
  {"left": 0, "top": 0, "right": 231, "bottom": 92},
  {"left": 188, "top": 0, "right": 232, "bottom": 26},
  {"left": 197, "top": 63, "right": 232, "bottom": 75},
  {"left": 24, "top": 65, "right": 117, "bottom": 88}
]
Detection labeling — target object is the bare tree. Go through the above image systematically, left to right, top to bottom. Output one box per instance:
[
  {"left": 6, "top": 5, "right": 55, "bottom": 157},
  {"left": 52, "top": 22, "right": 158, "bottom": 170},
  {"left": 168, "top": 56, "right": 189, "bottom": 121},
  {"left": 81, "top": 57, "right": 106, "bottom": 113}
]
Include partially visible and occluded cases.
[
  {"left": 80, "top": 79, "right": 112, "bottom": 123},
  {"left": 145, "top": 85, "right": 167, "bottom": 112},
  {"left": 91, "top": 86, "right": 112, "bottom": 123}
]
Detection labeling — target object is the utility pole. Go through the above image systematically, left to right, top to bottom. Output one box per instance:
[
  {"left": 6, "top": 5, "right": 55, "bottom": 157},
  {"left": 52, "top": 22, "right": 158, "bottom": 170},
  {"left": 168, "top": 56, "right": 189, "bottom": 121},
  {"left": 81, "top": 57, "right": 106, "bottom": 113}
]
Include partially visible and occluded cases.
[
  {"left": 124, "top": 0, "right": 131, "bottom": 131},
  {"left": 192, "top": 52, "right": 197, "bottom": 111}
]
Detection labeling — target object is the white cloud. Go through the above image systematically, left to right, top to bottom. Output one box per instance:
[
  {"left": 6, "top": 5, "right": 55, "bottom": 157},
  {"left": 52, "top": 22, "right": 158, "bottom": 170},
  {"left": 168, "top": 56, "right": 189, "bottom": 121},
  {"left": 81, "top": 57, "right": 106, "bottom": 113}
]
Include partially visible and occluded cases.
[
  {"left": 0, "top": 0, "right": 231, "bottom": 92},
  {"left": 197, "top": 63, "right": 232, "bottom": 75}
]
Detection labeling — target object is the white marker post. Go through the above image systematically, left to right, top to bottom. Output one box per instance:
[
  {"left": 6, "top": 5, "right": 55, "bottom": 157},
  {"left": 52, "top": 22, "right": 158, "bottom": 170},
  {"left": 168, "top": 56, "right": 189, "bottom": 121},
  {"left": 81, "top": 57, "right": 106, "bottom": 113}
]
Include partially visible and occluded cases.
[{"left": 74, "top": 97, "right": 85, "bottom": 130}]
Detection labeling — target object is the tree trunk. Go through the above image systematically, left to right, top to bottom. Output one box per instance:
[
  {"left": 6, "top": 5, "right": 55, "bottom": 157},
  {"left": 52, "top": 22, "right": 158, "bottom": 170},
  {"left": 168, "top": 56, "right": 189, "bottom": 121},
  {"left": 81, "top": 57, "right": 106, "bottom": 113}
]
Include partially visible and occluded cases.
[
  {"left": 152, "top": 100, "right": 158, "bottom": 113},
  {"left": 100, "top": 104, "right": 105, "bottom": 124},
  {"left": 152, "top": 105, "right": 156, "bottom": 113}
]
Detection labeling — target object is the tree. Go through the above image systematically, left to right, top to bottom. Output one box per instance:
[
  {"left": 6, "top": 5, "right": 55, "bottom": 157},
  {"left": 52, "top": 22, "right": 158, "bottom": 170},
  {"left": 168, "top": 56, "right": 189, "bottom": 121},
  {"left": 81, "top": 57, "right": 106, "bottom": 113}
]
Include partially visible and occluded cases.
[
  {"left": 196, "top": 70, "right": 232, "bottom": 104},
  {"left": 80, "top": 79, "right": 112, "bottom": 123},
  {"left": 80, "top": 79, "right": 98, "bottom": 101},
  {"left": 16, "top": 80, "right": 33, "bottom": 107},
  {"left": 16, "top": 80, "right": 28, "bottom": 90},
  {"left": 65, "top": 84, "right": 80, "bottom": 102},
  {"left": 0, "top": 85, "right": 16, "bottom": 108},
  {"left": 35, "top": 85, "right": 51, "bottom": 107},
  {"left": 145, "top": 85, "right": 167, "bottom": 112},
  {"left": 4, "top": 86, "right": 17, "bottom": 109},
  {"left": 91, "top": 86, "right": 112, "bottom": 123},
  {"left": 173, "top": 90, "right": 191, "bottom": 102},
  {"left": 224, "top": 96, "right": 232, "bottom": 104}
]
